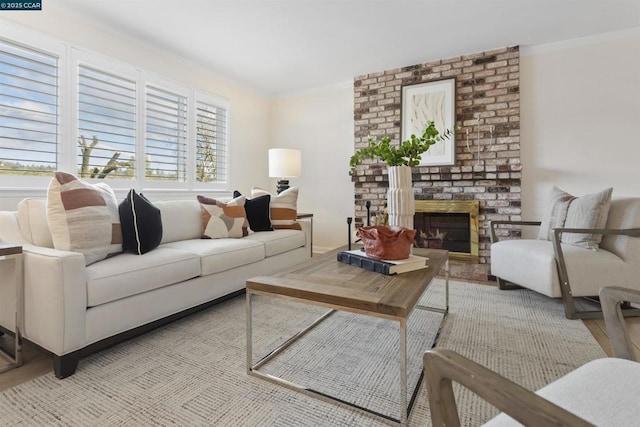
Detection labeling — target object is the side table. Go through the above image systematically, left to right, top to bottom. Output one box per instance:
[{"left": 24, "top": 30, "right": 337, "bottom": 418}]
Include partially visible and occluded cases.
[
  {"left": 296, "top": 213, "right": 313, "bottom": 255},
  {"left": 0, "top": 244, "right": 23, "bottom": 373}
]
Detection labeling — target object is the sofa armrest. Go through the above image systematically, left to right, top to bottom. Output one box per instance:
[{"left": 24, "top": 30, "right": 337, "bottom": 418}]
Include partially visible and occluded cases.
[
  {"left": 489, "top": 220, "right": 541, "bottom": 243},
  {"left": 21, "top": 244, "right": 87, "bottom": 356},
  {"left": 600, "top": 286, "right": 640, "bottom": 361},
  {"left": 423, "top": 349, "right": 592, "bottom": 427}
]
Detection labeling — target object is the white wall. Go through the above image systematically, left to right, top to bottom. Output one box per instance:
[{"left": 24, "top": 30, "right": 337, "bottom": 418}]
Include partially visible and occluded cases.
[
  {"left": 1, "top": 9, "right": 271, "bottom": 209},
  {"left": 520, "top": 29, "right": 640, "bottom": 222},
  {"left": 269, "top": 84, "right": 355, "bottom": 252}
]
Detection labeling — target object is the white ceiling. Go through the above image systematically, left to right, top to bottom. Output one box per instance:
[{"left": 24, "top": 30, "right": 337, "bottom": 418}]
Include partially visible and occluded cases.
[{"left": 58, "top": 0, "right": 640, "bottom": 97}]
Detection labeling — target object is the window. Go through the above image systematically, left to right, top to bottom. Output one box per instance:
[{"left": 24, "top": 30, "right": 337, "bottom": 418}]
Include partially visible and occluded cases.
[
  {"left": 0, "top": 26, "right": 230, "bottom": 190},
  {"left": 0, "top": 39, "right": 58, "bottom": 176},
  {"left": 78, "top": 65, "right": 136, "bottom": 179},
  {"left": 145, "top": 85, "right": 187, "bottom": 181},
  {"left": 196, "top": 98, "right": 228, "bottom": 183}
]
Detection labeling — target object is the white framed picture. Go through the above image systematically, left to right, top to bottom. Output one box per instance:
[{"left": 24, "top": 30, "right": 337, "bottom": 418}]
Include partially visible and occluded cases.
[{"left": 401, "top": 79, "right": 456, "bottom": 166}]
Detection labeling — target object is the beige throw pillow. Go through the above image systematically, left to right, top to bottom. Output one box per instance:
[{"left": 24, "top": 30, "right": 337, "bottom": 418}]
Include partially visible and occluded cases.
[
  {"left": 46, "top": 172, "right": 123, "bottom": 265},
  {"left": 251, "top": 186, "right": 301, "bottom": 230},
  {"left": 537, "top": 186, "right": 613, "bottom": 249},
  {"left": 562, "top": 187, "right": 613, "bottom": 249}
]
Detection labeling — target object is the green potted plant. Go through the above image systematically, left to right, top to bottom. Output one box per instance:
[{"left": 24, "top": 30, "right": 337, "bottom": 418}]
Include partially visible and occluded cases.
[
  {"left": 349, "top": 120, "right": 454, "bottom": 171},
  {"left": 350, "top": 121, "right": 455, "bottom": 229}
]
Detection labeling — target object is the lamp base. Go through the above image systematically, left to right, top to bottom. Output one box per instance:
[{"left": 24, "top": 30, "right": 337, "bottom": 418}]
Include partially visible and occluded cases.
[{"left": 276, "top": 179, "right": 290, "bottom": 194}]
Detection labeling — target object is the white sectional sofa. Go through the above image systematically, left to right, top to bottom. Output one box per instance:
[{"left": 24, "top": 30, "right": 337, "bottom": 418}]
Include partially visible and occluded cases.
[{"left": 0, "top": 198, "right": 311, "bottom": 378}]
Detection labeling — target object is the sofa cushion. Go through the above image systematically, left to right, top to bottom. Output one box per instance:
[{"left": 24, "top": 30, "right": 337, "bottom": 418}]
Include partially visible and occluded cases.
[
  {"left": 47, "top": 172, "right": 122, "bottom": 265},
  {"left": 251, "top": 186, "right": 301, "bottom": 230},
  {"left": 119, "top": 189, "right": 163, "bottom": 255},
  {"left": 198, "top": 195, "right": 248, "bottom": 238},
  {"left": 17, "top": 198, "right": 53, "bottom": 248},
  {"left": 156, "top": 200, "right": 202, "bottom": 244},
  {"left": 244, "top": 229, "right": 305, "bottom": 257},
  {"left": 161, "top": 238, "right": 264, "bottom": 275},
  {"left": 86, "top": 247, "right": 201, "bottom": 307}
]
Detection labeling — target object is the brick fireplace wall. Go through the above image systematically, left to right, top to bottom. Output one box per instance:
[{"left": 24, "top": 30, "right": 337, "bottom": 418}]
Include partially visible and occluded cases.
[{"left": 352, "top": 46, "right": 521, "bottom": 264}]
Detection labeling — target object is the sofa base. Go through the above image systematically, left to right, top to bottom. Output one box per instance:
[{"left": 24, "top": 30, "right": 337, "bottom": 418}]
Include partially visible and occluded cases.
[{"left": 54, "top": 289, "right": 245, "bottom": 379}]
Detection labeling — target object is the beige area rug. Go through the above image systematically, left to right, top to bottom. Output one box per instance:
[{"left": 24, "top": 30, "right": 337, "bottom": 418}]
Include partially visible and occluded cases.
[{"left": 0, "top": 280, "right": 605, "bottom": 426}]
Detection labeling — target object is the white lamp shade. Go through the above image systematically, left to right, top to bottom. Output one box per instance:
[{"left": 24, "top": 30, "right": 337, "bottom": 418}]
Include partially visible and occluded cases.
[{"left": 268, "top": 148, "right": 301, "bottom": 178}]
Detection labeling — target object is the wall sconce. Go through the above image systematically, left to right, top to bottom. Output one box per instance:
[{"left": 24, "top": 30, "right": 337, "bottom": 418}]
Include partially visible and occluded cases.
[{"left": 268, "top": 148, "right": 301, "bottom": 194}]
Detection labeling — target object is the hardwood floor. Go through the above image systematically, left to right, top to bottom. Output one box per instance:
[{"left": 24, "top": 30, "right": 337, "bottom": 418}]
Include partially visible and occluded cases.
[
  {"left": 1, "top": 293, "right": 639, "bottom": 393},
  {"left": 583, "top": 316, "right": 640, "bottom": 357},
  {"left": 0, "top": 335, "right": 52, "bottom": 392}
]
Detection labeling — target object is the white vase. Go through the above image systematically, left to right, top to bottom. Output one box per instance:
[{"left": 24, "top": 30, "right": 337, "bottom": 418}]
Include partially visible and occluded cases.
[{"left": 387, "top": 165, "right": 415, "bottom": 229}]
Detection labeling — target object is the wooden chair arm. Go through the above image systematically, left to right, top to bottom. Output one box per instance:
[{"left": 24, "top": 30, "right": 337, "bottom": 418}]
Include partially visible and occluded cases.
[
  {"left": 489, "top": 220, "right": 542, "bottom": 243},
  {"left": 551, "top": 227, "right": 640, "bottom": 237},
  {"left": 600, "top": 287, "right": 640, "bottom": 361},
  {"left": 423, "top": 349, "right": 593, "bottom": 427}
]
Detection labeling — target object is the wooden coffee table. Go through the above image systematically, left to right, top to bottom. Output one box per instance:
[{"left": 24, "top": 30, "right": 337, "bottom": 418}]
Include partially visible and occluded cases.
[{"left": 246, "top": 246, "right": 449, "bottom": 426}]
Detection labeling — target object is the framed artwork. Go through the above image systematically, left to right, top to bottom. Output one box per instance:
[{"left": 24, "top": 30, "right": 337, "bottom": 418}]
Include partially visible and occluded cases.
[{"left": 401, "top": 78, "right": 456, "bottom": 166}]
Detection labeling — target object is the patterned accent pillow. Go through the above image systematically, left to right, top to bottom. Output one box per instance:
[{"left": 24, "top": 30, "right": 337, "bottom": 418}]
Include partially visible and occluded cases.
[
  {"left": 46, "top": 171, "right": 123, "bottom": 265},
  {"left": 250, "top": 186, "right": 301, "bottom": 230},
  {"left": 119, "top": 189, "right": 163, "bottom": 255},
  {"left": 233, "top": 190, "right": 273, "bottom": 232},
  {"left": 198, "top": 195, "right": 248, "bottom": 238}
]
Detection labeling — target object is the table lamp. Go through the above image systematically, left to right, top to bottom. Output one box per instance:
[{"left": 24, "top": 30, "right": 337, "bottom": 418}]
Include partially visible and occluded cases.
[{"left": 268, "top": 148, "right": 301, "bottom": 194}]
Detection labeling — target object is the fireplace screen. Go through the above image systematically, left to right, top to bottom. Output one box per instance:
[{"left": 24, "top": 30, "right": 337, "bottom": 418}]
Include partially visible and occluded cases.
[
  {"left": 413, "top": 200, "right": 479, "bottom": 261},
  {"left": 414, "top": 212, "right": 471, "bottom": 253}
]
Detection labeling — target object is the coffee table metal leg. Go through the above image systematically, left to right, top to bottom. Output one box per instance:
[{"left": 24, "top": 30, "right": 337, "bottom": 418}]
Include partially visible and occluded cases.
[
  {"left": 246, "top": 290, "right": 253, "bottom": 374},
  {"left": 400, "top": 318, "right": 408, "bottom": 426}
]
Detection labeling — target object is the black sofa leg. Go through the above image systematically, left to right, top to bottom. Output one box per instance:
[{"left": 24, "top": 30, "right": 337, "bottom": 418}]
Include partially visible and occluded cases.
[{"left": 54, "top": 351, "right": 80, "bottom": 379}]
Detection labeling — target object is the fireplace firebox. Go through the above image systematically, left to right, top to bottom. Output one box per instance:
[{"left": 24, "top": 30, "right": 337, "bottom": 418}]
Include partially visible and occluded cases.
[{"left": 413, "top": 200, "right": 479, "bottom": 262}]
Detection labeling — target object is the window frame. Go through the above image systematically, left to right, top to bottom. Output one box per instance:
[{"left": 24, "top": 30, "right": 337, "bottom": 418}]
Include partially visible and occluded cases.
[{"left": 0, "top": 20, "right": 231, "bottom": 193}]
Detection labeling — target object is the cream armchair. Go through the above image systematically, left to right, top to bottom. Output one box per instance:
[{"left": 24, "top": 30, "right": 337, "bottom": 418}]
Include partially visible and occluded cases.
[
  {"left": 490, "top": 197, "right": 640, "bottom": 319},
  {"left": 423, "top": 286, "right": 640, "bottom": 426}
]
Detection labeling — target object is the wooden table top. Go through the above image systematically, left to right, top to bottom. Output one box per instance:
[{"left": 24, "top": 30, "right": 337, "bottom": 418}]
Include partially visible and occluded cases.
[
  {"left": 0, "top": 244, "right": 22, "bottom": 257},
  {"left": 246, "top": 245, "right": 448, "bottom": 319}
]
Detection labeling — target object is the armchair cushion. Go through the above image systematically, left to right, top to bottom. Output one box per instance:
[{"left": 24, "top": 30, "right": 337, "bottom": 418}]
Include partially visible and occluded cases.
[
  {"left": 491, "top": 239, "right": 625, "bottom": 298},
  {"left": 485, "top": 358, "right": 640, "bottom": 426}
]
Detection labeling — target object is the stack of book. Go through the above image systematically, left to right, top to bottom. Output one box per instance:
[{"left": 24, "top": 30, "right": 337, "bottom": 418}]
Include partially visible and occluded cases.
[{"left": 337, "top": 249, "right": 428, "bottom": 275}]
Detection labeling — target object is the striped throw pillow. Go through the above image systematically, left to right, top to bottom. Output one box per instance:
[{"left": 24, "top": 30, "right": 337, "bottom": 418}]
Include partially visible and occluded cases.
[{"left": 250, "top": 186, "right": 301, "bottom": 230}]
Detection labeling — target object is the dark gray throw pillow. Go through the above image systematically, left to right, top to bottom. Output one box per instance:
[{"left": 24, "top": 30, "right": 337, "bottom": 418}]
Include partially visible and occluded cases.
[
  {"left": 119, "top": 189, "right": 163, "bottom": 254},
  {"left": 233, "top": 190, "right": 273, "bottom": 232}
]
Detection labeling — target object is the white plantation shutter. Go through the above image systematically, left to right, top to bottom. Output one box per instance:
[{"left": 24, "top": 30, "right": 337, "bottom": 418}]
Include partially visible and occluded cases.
[
  {"left": 0, "top": 40, "right": 58, "bottom": 175},
  {"left": 78, "top": 65, "right": 136, "bottom": 179},
  {"left": 145, "top": 85, "right": 187, "bottom": 181},
  {"left": 196, "top": 100, "right": 228, "bottom": 183}
]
